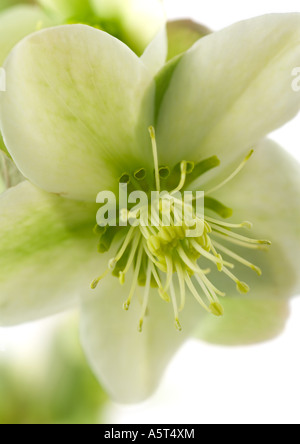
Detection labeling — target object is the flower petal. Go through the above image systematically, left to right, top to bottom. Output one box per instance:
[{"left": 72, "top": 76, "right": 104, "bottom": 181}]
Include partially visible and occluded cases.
[
  {"left": 37, "top": 0, "right": 91, "bottom": 21},
  {"left": 90, "top": 0, "right": 166, "bottom": 56},
  {"left": 0, "top": 4, "right": 55, "bottom": 65},
  {"left": 156, "top": 14, "right": 300, "bottom": 167},
  {"left": 166, "top": 19, "right": 211, "bottom": 61},
  {"left": 0, "top": 25, "right": 155, "bottom": 201},
  {"left": 141, "top": 26, "right": 167, "bottom": 77},
  {"left": 213, "top": 138, "right": 300, "bottom": 296},
  {"left": 195, "top": 139, "right": 300, "bottom": 345},
  {"left": 0, "top": 151, "right": 24, "bottom": 193},
  {"left": 0, "top": 181, "right": 102, "bottom": 325},
  {"left": 80, "top": 275, "right": 204, "bottom": 403},
  {"left": 196, "top": 295, "right": 290, "bottom": 346}
]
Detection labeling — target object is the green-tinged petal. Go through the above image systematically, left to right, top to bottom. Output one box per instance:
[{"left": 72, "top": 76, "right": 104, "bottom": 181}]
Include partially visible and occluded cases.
[
  {"left": 0, "top": 0, "right": 34, "bottom": 13},
  {"left": 37, "top": 0, "right": 92, "bottom": 20},
  {"left": 90, "top": 0, "right": 166, "bottom": 56},
  {"left": 0, "top": 5, "right": 55, "bottom": 65},
  {"left": 156, "top": 14, "right": 300, "bottom": 168},
  {"left": 166, "top": 19, "right": 211, "bottom": 61},
  {"left": 0, "top": 25, "right": 155, "bottom": 202},
  {"left": 141, "top": 26, "right": 167, "bottom": 77},
  {"left": 0, "top": 134, "right": 9, "bottom": 156},
  {"left": 195, "top": 139, "right": 299, "bottom": 345},
  {"left": 214, "top": 139, "right": 300, "bottom": 295},
  {"left": 0, "top": 151, "right": 24, "bottom": 193},
  {"left": 0, "top": 181, "right": 101, "bottom": 325},
  {"left": 80, "top": 276, "right": 204, "bottom": 404},
  {"left": 197, "top": 296, "right": 290, "bottom": 346}
]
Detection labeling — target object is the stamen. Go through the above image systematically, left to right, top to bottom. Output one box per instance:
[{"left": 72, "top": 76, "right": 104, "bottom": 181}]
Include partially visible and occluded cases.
[
  {"left": 149, "top": 126, "right": 160, "bottom": 192},
  {"left": 206, "top": 150, "right": 254, "bottom": 195},
  {"left": 171, "top": 161, "right": 188, "bottom": 194},
  {"left": 205, "top": 216, "right": 253, "bottom": 229},
  {"left": 211, "top": 224, "right": 271, "bottom": 246},
  {"left": 111, "top": 226, "right": 135, "bottom": 267},
  {"left": 211, "top": 231, "right": 270, "bottom": 250},
  {"left": 121, "top": 233, "right": 142, "bottom": 278},
  {"left": 213, "top": 240, "right": 262, "bottom": 276},
  {"left": 123, "top": 243, "right": 144, "bottom": 310},
  {"left": 138, "top": 261, "right": 152, "bottom": 332},
  {"left": 175, "top": 261, "right": 186, "bottom": 311},
  {"left": 222, "top": 266, "right": 250, "bottom": 294},
  {"left": 90, "top": 269, "right": 110, "bottom": 289},
  {"left": 185, "top": 272, "right": 211, "bottom": 313},
  {"left": 170, "top": 280, "right": 182, "bottom": 331}
]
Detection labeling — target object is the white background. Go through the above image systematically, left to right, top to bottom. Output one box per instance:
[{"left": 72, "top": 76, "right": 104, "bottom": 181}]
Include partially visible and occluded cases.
[{"left": 1, "top": 0, "right": 300, "bottom": 425}]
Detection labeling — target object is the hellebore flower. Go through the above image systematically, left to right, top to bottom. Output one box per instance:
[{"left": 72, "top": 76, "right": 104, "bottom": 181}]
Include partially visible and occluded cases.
[
  {"left": 0, "top": 0, "right": 165, "bottom": 153},
  {"left": 0, "top": 14, "right": 300, "bottom": 403}
]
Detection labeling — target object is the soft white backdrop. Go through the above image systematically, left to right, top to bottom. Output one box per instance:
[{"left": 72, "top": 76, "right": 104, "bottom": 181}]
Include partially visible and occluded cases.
[{"left": 0, "top": 0, "right": 300, "bottom": 425}]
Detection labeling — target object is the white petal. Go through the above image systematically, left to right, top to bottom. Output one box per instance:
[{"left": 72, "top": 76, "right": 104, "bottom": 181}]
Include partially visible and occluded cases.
[
  {"left": 91, "top": 0, "right": 166, "bottom": 56},
  {"left": 156, "top": 14, "right": 300, "bottom": 169},
  {"left": 0, "top": 25, "right": 155, "bottom": 202},
  {"left": 141, "top": 26, "right": 167, "bottom": 77},
  {"left": 0, "top": 181, "right": 102, "bottom": 325},
  {"left": 80, "top": 275, "right": 204, "bottom": 403}
]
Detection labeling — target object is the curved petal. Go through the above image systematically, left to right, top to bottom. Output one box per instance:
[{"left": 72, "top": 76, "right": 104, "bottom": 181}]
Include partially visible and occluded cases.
[
  {"left": 37, "top": 0, "right": 91, "bottom": 21},
  {"left": 90, "top": 0, "right": 166, "bottom": 56},
  {"left": 0, "top": 4, "right": 55, "bottom": 65},
  {"left": 156, "top": 14, "right": 300, "bottom": 168},
  {"left": 166, "top": 19, "right": 211, "bottom": 61},
  {"left": 0, "top": 25, "right": 155, "bottom": 202},
  {"left": 141, "top": 26, "right": 167, "bottom": 77},
  {"left": 195, "top": 139, "right": 300, "bottom": 345},
  {"left": 0, "top": 151, "right": 24, "bottom": 193},
  {"left": 0, "top": 181, "right": 102, "bottom": 326},
  {"left": 80, "top": 275, "right": 205, "bottom": 404},
  {"left": 196, "top": 295, "right": 290, "bottom": 346}
]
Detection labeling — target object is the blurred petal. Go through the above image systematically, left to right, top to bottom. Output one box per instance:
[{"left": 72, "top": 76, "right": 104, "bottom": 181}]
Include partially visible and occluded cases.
[
  {"left": 37, "top": 0, "right": 91, "bottom": 20},
  {"left": 90, "top": 0, "right": 166, "bottom": 56},
  {"left": 0, "top": 4, "right": 55, "bottom": 65},
  {"left": 157, "top": 14, "right": 300, "bottom": 168},
  {"left": 166, "top": 19, "right": 211, "bottom": 61},
  {"left": 0, "top": 25, "right": 155, "bottom": 201},
  {"left": 141, "top": 26, "right": 167, "bottom": 77},
  {"left": 195, "top": 139, "right": 299, "bottom": 345},
  {"left": 212, "top": 139, "right": 300, "bottom": 296},
  {"left": 0, "top": 151, "right": 24, "bottom": 193},
  {"left": 0, "top": 181, "right": 101, "bottom": 325},
  {"left": 80, "top": 275, "right": 204, "bottom": 403},
  {"left": 196, "top": 296, "right": 290, "bottom": 346}
]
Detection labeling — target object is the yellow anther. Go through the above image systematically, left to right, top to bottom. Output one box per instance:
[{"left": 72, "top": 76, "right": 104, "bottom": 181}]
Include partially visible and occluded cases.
[
  {"left": 237, "top": 281, "right": 250, "bottom": 294},
  {"left": 210, "top": 302, "right": 224, "bottom": 317}
]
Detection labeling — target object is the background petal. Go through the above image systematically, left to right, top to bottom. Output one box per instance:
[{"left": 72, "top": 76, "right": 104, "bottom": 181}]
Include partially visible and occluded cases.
[
  {"left": 37, "top": 0, "right": 92, "bottom": 21},
  {"left": 90, "top": 0, "right": 166, "bottom": 56},
  {"left": 0, "top": 4, "right": 55, "bottom": 65},
  {"left": 156, "top": 14, "right": 300, "bottom": 169},
  {"left": 166, "top": 19, "right": 211, "bottom": 61},
  {"left": 0, "top": 25, "right": 155, "bottom": 201},
  {"left": 195, "top": 139, "right": 299, "bottom": 345},
  {"left": 0, "top": 151, "right": 24, "bottom": 193},
  {"left": 0, "top": 181, "right": 102, "bottom": 325},
  {"left": 80, "top": 275, "right": 205, "bottom": 404},
  {"left": 196, "top": 295, "right": 290, "bottom": 346}
]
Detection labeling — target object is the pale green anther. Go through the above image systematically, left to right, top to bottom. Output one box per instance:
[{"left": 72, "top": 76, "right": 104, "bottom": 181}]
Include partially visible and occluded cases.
[
  {"left": 119, "top": 272, "right": 125, "bottom": 285},
  {"left": 237, "top": 281, "right": 250, "bottom": 294},
  {"left": 159, "top": 288, "right": 170, "bottom": 303},
  {"left": 210, "top": 302, "right": 224, "bottom": 317},
  {"left": 175, "top": 318, "right": 182, "bottom": 331}
]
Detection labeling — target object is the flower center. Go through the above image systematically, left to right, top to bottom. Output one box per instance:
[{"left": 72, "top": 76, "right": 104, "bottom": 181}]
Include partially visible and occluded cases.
[{"left": 92, "top": 127, "right": 271, "bottom": 332}]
